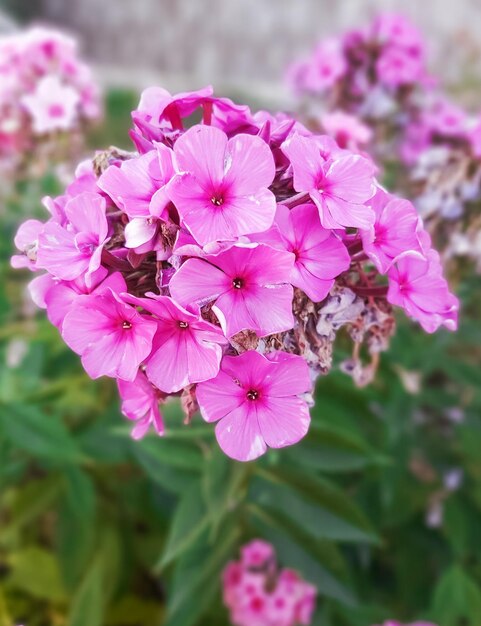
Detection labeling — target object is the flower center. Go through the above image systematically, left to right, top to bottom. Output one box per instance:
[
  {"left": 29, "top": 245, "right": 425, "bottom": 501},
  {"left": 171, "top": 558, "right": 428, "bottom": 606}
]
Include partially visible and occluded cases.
[
  {"left": 48, "top": 103, "right": 65, "bottom": 118},
  {"left": 211, "top": 195, "right": 224, "bottom": 206},
  {"left": 232, "top": 277, "right": 244, "bottom": 289},
  {"left": 122, "top": 320, "right": 132, "bottom": 330},
  {"left": 178, "top": 320, "right": 189, "bottom": 329},
  {"left": 246, "top": 389, "right": 259, "bottom": 401}
]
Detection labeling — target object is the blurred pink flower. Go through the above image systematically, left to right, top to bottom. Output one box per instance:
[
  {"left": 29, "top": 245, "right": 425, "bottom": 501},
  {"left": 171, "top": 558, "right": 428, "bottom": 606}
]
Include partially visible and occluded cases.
[
  {"left": 376, "top": 47, "right": 424, "bottom": 87},
  {"left": 21, "top": 75, "right": 80, "bottom": 134},
  {"left": 321, "top": 111, "right": 372, "bottom": 151},
  {"left": 223, "top": 540, "right": 316, "bottom": 626}
]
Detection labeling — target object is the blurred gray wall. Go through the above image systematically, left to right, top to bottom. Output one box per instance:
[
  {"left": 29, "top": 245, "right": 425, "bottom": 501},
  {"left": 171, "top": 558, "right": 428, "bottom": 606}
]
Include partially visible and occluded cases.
[{"left": 7, "top": 0, "right": 481, "bottom": 106}]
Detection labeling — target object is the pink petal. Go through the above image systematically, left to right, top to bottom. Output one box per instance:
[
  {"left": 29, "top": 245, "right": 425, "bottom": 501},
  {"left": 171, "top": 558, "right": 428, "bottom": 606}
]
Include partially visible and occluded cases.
[
  {"left": 173, "top": 125, "right": 227, "bottom": 188},
  {"left": 224, "top": 133, "right": 275, "bottom": 193},
  {"left": 281, "top": 134, "right": 321, "bottom": 191},
  {"left": 97, "top": 151, "right": 159, "bottom": 218},
  {"left": 327, "top": 155, "right": 376, "bottom": 204},
  {"left": 64, "top": 192, "right": 108, "bottom": 242},
  {"left": 321, "top": 193, "right": 375, "bottom": 230},
  {"left": 124, "top": 217, "right": 158, "bottom": 249},
  {"left": 14, "top": 219, "right": 44, "bottom": 250},
  {"left": 37, "top": 222, "right": 89, "bottom": 280},
  {"left": 169, "top": 258, "right": 229, "bottom": 308},
  {"left": 28, "top": 274, "right": 55, "bottom": 309},
  {"left": 45, "top": 282, "right": 79, "bottom": 328},
  {"left": 214, "top": 284, "right": 294, "bottom": 337},
  {"left": 146, "top": 326, "right": 223, "bottom": 393},
  {"left": 264, "top": 352, "right": 312, "bottom": 397},
  {"left": 196, "top": 369, "right": 246, "bottom": 423},
  {"left": 215, "top": 405, "right": 266, "bottom": 462}
]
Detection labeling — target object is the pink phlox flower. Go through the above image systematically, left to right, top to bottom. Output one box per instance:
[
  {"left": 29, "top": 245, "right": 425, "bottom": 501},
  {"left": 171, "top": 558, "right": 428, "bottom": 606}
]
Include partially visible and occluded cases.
[
  {"left": 371, "top": 13, "right": 425, "bottom": 58},
  {"left": 302, "top": 37, "right": 347, "bottom": 93},
  {"left": 376, "top": 46, "right": 424, "bottom": 87},
  {"left": 21, "top": 74, "right": 80, "bottom": 134},
  {"left": 133, "top": 85, "right": 253, "bottom": 137},
  {"left": 136, "top": 85, "right": 214, "bottom": 130},
  {"left": 424, "top": 97, "right": 468, "bottom": 138},
  {"left": 321, "top": 111, "right": 372, "bottom": 151},
  {"left": 400, "top": 120, "right": 432, "bottom": 166},
  {"left": 167, "top": 124, "right": 276, "bottom": 246},
  {"left": 282, "top": 133, "right": 376, "bottom": 229},
  {"left": 98, "top": 144, "right": 175, "bottom": 250},
  {"left": 99, "top": 144, "right": 174, "bottom": 219},
  {"left": 361, "top": 188, "right": 423, "bottom": 273},
  {"left": 36, "top": 191, "right": 109, "bottom": 285},
  {"left": 274, "top": 203, "right": 350, "bottom": 302},
  {"left": 11, "top": 219, "right": 45, "bottom": 270},
  {"left": 169, "top": 243, "right": 295, "bottom": 338},
  {"left": 387, "top": 250, "right": 459, "bottom": 333},
  {"left": 44, "top": 271, "right": 126, "bottom": 331},
  {"left": 61, "top": 288, "right": 157, "bottom": 381},
  {"left": 122, "top": 292, "right": 227, "bottom": 394},
  {"left": 196, "top": 350, "right": 312, "bottom": 462},
  {"left": 118, "top": 371, "right": 165, "bottom": 440},
  {"left": 223, "top": 540, "right": 317, "bottom": 626},
  {"left": 241, "top": 540, "right": 276, "bottom": 570}
]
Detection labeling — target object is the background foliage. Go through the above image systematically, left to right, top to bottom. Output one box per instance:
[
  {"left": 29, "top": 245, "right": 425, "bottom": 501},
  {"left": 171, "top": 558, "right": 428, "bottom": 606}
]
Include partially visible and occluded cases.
[{"left": 1, "top": 91, "right": 481, "bottom": 626}]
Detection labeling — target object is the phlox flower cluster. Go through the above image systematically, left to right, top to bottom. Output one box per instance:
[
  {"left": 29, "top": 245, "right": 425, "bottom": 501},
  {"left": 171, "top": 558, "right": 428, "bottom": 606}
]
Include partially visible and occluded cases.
[
  {"left": 287, "top": 13, "right": 430, "bottom": 148},
  {"left": 287, "top": 13, "right": 481, "bottom": 274},
  {"left": 0, "top": 26, "right": 101, "bottom": 172},
  {"left": 12, "top": 85, "right": 457, "bottom": 461},
  {"left": 401, "top": 95, "right": 481, "bottom": 272},
  {"left": 223, "top": 540, "right": 316, "bottom": 626}
]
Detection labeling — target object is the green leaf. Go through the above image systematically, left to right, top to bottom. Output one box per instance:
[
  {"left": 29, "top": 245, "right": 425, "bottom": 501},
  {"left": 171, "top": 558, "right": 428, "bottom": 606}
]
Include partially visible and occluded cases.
[
  {"left": 0, "top": 402, "right": 84, "bottom": 465},
  {"left": 287, "top": 423, "right": 387, "bottom": 472},
  {"left": 133, "top": 437, "right": 203, "bottom": 472},
  {"left": 132, "top": 438, "right": 200, "bottom": 494},
  {"left": 202, "top": 448, "right": 248, "bottom": 536},
  {"left": 255, "top": 466, "right": 378, "bottom": 543},
  {"left": 57, "top": 469, "right": 97, "bottom": 589},
  {"left": 1, "top": 475, "right": 62, "bottom": 544},
  {"left": 156, "top": 479, "right": 210, "bottom": 570},
  {"left": 164, "top": 523, "right": 240, "bottom": 626},
  {"left": 7, "top": 546, "right": 66, "bottom": 602},
  {"left": 68, "top": 556, "right": 105, "bottom": 626},
  {"left": 432, "top": 565, "right": 481, "bottom": 626},
  {"left": 0, "top": 587, "right": 13, "bottom": 626}
]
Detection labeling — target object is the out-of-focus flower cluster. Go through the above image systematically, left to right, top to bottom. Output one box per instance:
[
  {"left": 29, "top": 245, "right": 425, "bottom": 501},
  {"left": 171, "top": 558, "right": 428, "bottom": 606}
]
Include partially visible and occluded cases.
[
  {"left": 287, "top": 13, "right": 481, "bottom": 274},
  {"left": 287, "top": 13, "right": 431, "bottom": 156},
  {"left": 0, "top": 26, "right": 101, "bottom": 175},
  {"left": 12, "top": 85, "right": 458, "bottom": 461},
  {"left": 403, "top": 96, "right": 481, "bottom": 272},
  {"left": 223, "top": 540, "right": 316, "bottom": 626}
]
